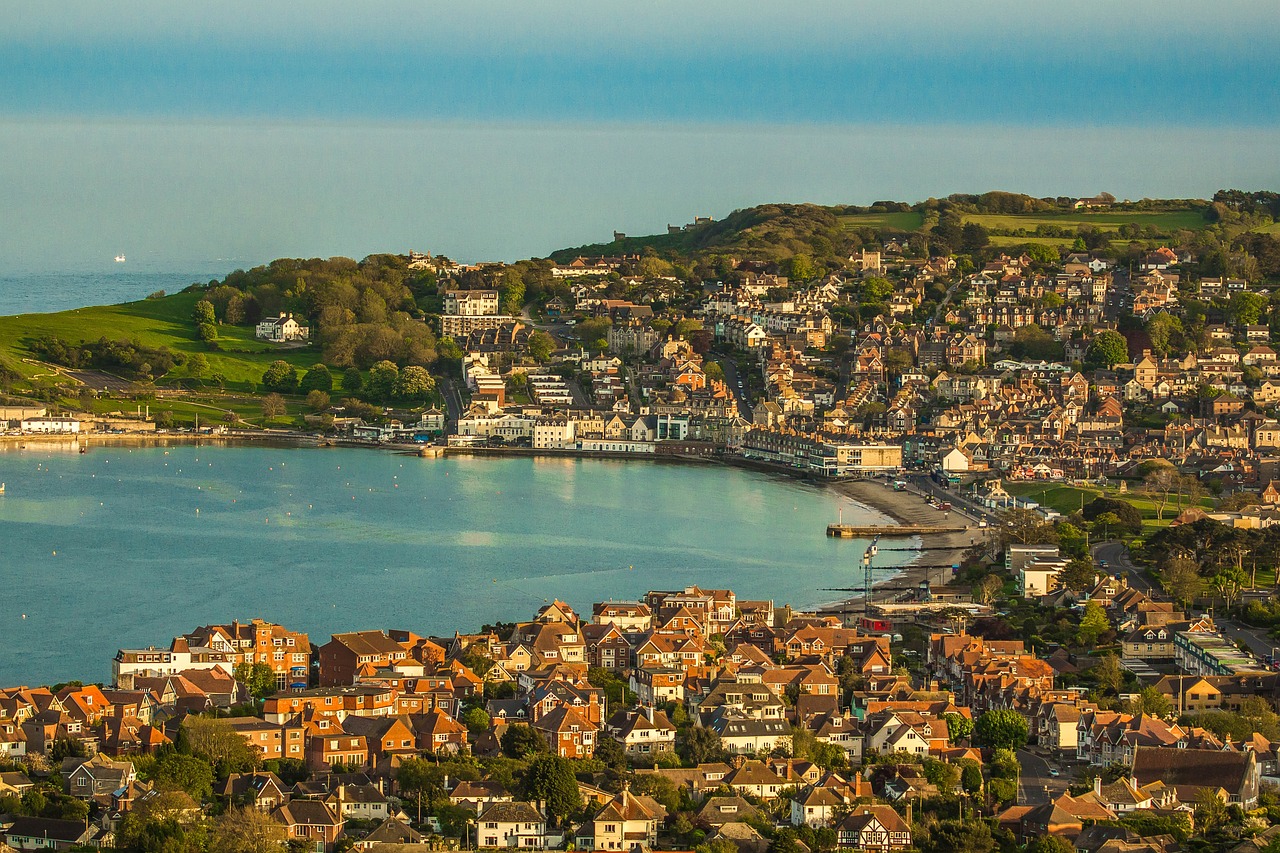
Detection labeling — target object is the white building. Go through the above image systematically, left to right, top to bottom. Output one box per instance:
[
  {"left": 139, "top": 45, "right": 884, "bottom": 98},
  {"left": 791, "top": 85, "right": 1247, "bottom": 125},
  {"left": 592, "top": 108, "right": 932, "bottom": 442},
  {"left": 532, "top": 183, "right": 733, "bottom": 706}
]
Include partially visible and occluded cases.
[
  {"left": 444, "top": 290, "right": 500, "bottom": 317},
  {"left": 255, "top": 313, "right": 310, "bottom": 342},
  {"left": 20, "top": 417, "right": 80, "bottom": 434},
  {"left": 112, "top": 638, "right": 234, "bottom": 687}
]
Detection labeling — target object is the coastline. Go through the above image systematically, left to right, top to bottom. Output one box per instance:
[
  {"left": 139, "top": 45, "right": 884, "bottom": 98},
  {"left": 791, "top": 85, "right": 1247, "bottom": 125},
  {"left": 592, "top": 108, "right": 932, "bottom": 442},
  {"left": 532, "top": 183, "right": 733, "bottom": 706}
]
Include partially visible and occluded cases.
[
  {"left": 1, "top": 429, "right": 972, "bottom": 609},
  {"left": 821, "top": 478, "right": 979, "bottom": 616}
]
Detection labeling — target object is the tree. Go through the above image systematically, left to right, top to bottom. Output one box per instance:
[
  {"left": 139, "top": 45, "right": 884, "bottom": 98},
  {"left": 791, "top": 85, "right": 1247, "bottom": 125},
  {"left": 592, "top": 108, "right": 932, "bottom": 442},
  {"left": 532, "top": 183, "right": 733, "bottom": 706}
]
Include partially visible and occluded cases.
[
  {"left": 960, "top": 222, "right": 990, "bottom": 252},
  {"left": 784, "top": 254, "right": 816, "bottom": 282},
  {"left": 860, "top": 277, "right": 894, "bottom": 304},
  {"left": 1228, "top": 291, "right": 1267, "bottom": 327},
  {"left": 193, "top": 300, "right": 216, "bottom": 326},
  {"left": 1146, "top": 312, "right": 1183, "bottom": 357},
  {"left": 198, "top": 322, "right": 218, "bottom": 342},
  {"left": 1086, "top": 330, "right": 1129, "bottom": 369},
  {"left": 528, "top": 331, "right": 555, "bottom": 363},
  {"left": 188, "top": 353, "right": 209, "bottom": 380},
  {"left": 260, "top": 360, "right": 298, "bottom": 392},
  {"left": 366, "top": 360, "right": 400, "bottom": 400},
  {"left": 705, "top": 361, "right": 725, "bottom": 383},
  {"left": 300, "top": 364, "right": 334, "bottom": 394},
  {"left": 393, "top": 365, "right": 435, "bottom": 400},
  {"left": 341, "top": 367, "right": 364, "bottom": 394},
  {"left": 306, "top": 389, "right": 331, "bottom": 412},
  {"left": 261, "top": 393, "right": 286, "bottom": 419},
  {"left": 1141, "top": 460, "right": 1179, "bottom": 521},
  {"left": 1083, "top": 497, "right": 1143, "bottom": 535},
  {"left": 1000, "top": 507, "right": 1058, "bottom": 546},
  {"left": 1093, "top": 512, "right": 1123, "bottom": 541},
  {"left": 1162, "top": 554, "right": 1203, "bottom": 608},
  {"left": 1060, "top": 557, "right": 1097, "bottom": 591},
  {"left": 1211, "top": 566, "right": 1246, "bottom": 610},
  {"left": 974, "top": 574, "right": 1003, "bottom": 606},
  {"left": 1078, "top": 601, "right": 1111, "bottom": 647},
  {"left": 1091, "top": 652, "right": 1124, "bottom": 695},
  {"left": 234, "top": 662, "right": 277, "bottom": 699},
  {"left": 1126, "top": 685, "right": 1173, "bottom": 718},
  {"left": 462, "top": 707, "right": 491, "bottom": 736},
  {"left": 972, "top": 709, "right": 1028, "bottom": 751},
  {"left": 943, "top": 712, "right": 973, "bottom": 743},
  {"left": 181, "top": 716, "right": 257, "bottom": 771},
  {"left": 500, "top": 724, "right": 546, "bottom": 758},
  {"left": 680, "top": 726, "right": 726, "bottom": 765},
  {"left": 592, "top": 733, "right": 628, "bottom": 773},
  {"left": 149, "top": 752, "right": 214, "bottom": 800},
  {"left": 521, "top": 754, "right": 581, "bottom": 825},
  {"left": 397, "top": 757, "right": 447, "bottom": 822},
  {"left": 959, "top": 760, "right": 983, "bottom": 795},
  {"left": 1194, "top": 788, "right": 1228, "bottom": 834},
  {"left": 208, "top": 806, "right": 287, "bottom": 853},
  {"left": 924, "top": 819, "right": 995, "bottom": 853},
  {"left": 769, "top": 829, "right": 807, "bottom": 853},
  {"left": 1027, "top": 836, "right": 1075, "bottom": 853}
]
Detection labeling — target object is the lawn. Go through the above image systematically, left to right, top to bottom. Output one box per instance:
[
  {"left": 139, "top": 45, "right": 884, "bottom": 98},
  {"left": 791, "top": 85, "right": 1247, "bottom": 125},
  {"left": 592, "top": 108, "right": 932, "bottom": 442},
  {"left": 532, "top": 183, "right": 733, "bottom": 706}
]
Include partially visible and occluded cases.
[
  {"left": 962, "top": 209, "right": 1209, "bottom": 234},
  {"left": 838, "top": 211, "right": 925, "bottom": 231},
  {"left": 988, "top": 235, "right": 1076, "bottom": 248},
  {"left": 0, "top": 292, "right": 318, "bottom": 392},
  {"left": 1003, "top": 481, "right": 1214, "bottom": 530}
]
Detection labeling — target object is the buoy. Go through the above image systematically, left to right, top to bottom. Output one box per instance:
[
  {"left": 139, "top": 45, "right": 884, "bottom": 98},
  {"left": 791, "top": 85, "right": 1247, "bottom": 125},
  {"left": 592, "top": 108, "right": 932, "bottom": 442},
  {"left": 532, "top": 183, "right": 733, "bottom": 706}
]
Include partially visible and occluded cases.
[{"left": 52, "top": 551, "right": 56, "bottom": 556}]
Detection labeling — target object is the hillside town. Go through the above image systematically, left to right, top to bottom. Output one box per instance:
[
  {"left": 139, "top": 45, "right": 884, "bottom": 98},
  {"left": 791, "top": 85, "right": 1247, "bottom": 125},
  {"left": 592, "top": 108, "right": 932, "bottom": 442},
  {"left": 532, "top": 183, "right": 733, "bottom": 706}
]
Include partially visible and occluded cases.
[
  {"left": 9, "top": 195, "right": 1280, "bottom": 852},
  {"left": 6, "top": 545, "right": 1280, "bottom": 853}
]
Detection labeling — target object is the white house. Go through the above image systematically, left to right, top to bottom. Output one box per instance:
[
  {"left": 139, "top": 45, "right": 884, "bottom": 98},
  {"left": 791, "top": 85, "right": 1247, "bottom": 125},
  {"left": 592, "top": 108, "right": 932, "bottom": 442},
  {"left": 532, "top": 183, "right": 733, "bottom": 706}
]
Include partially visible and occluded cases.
[
  {"left": 255, "top": 313, "right": 310, "bottom": 342},
  {"left": 20, "top": 417, "right": 80, "bottom": 434},
  {"left": 940, "top": 447, "right": 970, "bottom": 473},
  {"left": 475, "top": 801, "right": 547, "bottom": 849}
]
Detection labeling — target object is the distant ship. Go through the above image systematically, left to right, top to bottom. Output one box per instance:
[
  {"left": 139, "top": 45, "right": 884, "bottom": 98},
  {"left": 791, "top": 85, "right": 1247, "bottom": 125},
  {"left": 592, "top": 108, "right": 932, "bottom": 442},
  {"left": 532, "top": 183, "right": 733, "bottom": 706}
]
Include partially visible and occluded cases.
[{"left": 114, "top": 254, "right": 126, "bottom": 263}]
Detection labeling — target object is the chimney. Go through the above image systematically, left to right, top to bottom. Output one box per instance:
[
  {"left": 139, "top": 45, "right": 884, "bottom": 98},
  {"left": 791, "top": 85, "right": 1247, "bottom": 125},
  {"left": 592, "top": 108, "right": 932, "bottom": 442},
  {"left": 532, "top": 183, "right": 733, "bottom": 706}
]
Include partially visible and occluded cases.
[{"left": 1093, "top": 774, "right": 1102, "bottom": 796}]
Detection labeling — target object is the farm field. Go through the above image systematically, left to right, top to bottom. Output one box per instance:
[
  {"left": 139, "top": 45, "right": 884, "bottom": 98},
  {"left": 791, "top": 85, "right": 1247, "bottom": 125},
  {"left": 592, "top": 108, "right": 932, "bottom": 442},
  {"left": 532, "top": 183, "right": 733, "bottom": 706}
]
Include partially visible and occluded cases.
[
  {"left": 962, "top": 209, "right": 1209, "bottom": 233},
  {"left": 838, "top": 211, "right": 926, "bottom": 231}
]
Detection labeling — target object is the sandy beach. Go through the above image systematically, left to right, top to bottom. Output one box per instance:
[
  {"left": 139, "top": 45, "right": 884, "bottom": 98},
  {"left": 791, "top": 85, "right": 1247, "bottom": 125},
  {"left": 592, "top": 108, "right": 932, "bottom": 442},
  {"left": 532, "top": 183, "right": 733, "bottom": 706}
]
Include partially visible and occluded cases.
[{"left": 821, "top": 478, "right": 983, "bottom": 615}]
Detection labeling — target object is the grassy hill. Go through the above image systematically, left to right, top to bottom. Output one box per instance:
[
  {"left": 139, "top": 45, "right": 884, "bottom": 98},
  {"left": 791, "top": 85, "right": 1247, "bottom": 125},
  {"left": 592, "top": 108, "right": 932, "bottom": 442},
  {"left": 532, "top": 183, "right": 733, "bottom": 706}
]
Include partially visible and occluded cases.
[{"left": 0, "top": 291, "right": 316, "bottom": 392}]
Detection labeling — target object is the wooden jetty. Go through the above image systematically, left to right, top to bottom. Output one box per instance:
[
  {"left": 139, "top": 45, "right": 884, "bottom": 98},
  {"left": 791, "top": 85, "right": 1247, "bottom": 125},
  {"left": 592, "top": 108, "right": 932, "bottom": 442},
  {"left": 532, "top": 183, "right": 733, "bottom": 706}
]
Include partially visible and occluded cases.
[{"left": 827, "top": 524, "right": 966, "bottom": 538}]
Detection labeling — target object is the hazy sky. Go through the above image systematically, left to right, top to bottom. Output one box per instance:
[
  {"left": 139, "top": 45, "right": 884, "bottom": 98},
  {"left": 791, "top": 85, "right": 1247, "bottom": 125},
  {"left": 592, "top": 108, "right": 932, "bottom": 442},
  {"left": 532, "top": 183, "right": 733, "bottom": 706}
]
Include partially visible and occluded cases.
[{"left": 2, "top": 2, "right": 1279, "bottom": 275}]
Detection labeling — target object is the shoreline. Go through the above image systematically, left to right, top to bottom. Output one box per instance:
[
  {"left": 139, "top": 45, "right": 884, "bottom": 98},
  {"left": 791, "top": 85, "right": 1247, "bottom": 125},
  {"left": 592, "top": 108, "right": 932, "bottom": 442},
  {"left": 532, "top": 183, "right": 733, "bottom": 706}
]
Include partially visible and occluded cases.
[
  {"left": 1, "top": 430, "right": 969, "bottom": 610},
  {"left": 820, "top": 478, "right": 979, "bottom": 616}
]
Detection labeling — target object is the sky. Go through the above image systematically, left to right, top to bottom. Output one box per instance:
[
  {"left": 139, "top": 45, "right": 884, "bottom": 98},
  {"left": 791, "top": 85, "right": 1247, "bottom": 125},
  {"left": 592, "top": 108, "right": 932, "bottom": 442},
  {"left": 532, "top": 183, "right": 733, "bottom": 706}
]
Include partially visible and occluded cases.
[{"left": 2, "top": 1, "right": 1279, "bottom": 275}]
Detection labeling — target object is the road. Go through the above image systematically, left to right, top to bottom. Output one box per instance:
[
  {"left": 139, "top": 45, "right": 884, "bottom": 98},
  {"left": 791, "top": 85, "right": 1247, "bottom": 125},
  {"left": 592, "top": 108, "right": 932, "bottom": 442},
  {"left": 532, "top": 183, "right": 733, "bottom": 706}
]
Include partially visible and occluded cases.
[
  {"left": 718, "top": 356, "right": 751, "bottom": 413},
  {"left": 438, "top": 376, "right": 466, "bottom": 430},
  {"left": 1090, "top": 540, "right": 1276, "bottom": 662},
  {"left": 1091, "top": 540, "right": 1155, "bottom": 594},
  {"left": 1017, "top": 749, "right": 1068, "bottom": 805}
]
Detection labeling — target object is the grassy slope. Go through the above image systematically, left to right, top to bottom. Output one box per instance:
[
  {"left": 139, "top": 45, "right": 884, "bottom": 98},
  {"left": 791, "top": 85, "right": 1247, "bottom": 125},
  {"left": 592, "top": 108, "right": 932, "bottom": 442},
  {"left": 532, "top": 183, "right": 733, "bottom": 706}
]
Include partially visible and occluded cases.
[
  {"left": 961, "top": 209, "right": 1209, "bottom": 232},
  {"left": 837, "top": 211, "right": 926, "bottom": 231},
  {"left": 0, "top": 291, "right": 317, "bottom": 391},
  {"left": 1003, "top": 481, "right": 1213, "bottom": 530}
]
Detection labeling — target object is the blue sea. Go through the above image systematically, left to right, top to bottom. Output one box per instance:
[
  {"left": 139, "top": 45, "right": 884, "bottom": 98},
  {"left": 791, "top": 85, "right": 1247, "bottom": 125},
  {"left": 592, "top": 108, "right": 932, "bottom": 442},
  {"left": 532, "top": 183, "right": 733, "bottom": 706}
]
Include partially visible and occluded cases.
[{"left": 0, "top": 446, "right": 899, "bottom": 686}]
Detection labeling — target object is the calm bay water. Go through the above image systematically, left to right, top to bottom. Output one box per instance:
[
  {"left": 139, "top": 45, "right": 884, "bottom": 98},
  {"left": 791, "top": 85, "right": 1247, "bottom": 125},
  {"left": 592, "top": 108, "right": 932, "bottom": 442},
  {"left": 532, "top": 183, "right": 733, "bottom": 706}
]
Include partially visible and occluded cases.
[
  {"left": 0, "top": 270, "right": 230, "bottom": 316},
  {"left": 0, "top": 443, "right": 901, "bottom": 686}
]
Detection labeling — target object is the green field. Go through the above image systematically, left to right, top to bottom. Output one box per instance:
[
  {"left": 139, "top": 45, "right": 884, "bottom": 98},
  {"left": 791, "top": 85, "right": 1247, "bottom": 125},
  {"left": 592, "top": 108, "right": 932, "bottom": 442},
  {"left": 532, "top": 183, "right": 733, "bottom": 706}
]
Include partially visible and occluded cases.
[
  {"left": 962, "top": 209, "right": 1209, "bottom": 233},
  {"left": 838, "top": 211, "right": 926, "bottom": 231},
  {"left": 988, "top": 235, "right": 1076, "bottom": 248},
  {"left": 0, "top": 291, "right": 318, "bottom": 392},
  {"left": 1004, "top": 482, "right": 1213, "bottom": 530}
]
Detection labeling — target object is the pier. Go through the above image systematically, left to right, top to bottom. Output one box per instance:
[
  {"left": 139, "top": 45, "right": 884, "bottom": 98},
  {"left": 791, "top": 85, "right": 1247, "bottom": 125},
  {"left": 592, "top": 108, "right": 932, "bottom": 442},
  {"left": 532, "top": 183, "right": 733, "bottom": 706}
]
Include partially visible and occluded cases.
[{"left": 826, "top": 524, "right": 967, "bottom": 538}]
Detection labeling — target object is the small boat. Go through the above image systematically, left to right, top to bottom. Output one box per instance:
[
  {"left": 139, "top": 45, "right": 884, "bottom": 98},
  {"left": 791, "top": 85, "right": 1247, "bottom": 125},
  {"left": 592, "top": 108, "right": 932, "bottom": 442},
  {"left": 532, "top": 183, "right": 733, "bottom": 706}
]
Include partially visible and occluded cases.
[
  {"left": 114, "top": 254, "right": 126, "bottom": 263},
  {"left": 0, "top": 482, "right": 5, "bottom": 494}
]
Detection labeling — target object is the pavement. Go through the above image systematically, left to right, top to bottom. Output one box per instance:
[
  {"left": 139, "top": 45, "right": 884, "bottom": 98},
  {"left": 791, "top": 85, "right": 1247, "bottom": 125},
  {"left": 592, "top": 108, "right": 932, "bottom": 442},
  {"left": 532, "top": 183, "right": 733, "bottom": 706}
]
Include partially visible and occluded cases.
[
  {"left": 718, "top": 356, "right": 751, "bottom": 412},
  {"left": 1090, "top": 540, "right": 1279, "bottom": 665},
  {"left": 1016, "top": 748, "right": 1069, "bottom": 805}
]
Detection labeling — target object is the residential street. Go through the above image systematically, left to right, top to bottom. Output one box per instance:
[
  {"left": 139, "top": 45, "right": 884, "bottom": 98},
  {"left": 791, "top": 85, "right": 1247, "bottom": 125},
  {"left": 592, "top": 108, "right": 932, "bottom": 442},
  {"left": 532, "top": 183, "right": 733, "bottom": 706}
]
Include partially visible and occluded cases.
[
  {"left": 1091, "top": 541, "right": 1277, "bottom": 662},
  {"left": 1016, "top": 748, "right": 1069, "bottom": 805}
]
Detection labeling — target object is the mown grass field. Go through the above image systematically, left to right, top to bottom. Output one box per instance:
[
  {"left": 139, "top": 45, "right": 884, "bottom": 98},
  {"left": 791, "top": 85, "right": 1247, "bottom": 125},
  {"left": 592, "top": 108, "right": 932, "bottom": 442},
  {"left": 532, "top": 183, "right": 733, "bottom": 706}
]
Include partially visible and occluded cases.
[
  {"left": 962, "top": 209, "right": 1209, "bottom": 233},
  {"left": 838, "top": 211, "right": 926, "bottom": 231},
  {"left": 0, "top": 291, "right": 318, "bottom": 392},
  {"left": 1003, "top": 481, "right": 1213, "bottom": 530}
]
